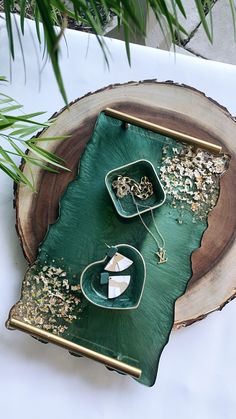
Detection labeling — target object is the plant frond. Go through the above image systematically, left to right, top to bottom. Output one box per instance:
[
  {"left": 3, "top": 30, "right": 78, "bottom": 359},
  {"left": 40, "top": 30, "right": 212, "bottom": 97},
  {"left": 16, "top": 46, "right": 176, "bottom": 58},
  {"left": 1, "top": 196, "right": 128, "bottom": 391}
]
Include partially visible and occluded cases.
[
  {"left": 1, "top": 0, "right": 232, "bottom": 103},
  {"left": 194, "top": 0, "right": 213, "bottom": 42},
  {"left": 0, "top": 88, "right": 69, "bottom": 189}
]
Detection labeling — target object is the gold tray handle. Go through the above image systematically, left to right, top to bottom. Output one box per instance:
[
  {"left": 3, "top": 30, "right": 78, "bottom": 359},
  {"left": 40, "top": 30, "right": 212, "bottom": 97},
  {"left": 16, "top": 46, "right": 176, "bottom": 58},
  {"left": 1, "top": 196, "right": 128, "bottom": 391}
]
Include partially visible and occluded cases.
[
  {"left": 104, "top": 108, "right": 222, "bottom": 155},
  {"left": 7, "top": 317, "right": 141, "bottom": 379}
]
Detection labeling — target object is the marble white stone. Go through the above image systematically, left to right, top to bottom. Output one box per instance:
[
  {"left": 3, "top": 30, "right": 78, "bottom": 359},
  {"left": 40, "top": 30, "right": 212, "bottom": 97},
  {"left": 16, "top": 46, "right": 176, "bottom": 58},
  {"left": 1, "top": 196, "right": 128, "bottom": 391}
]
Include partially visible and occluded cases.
[
  {"left": 167, "top": 0, "right": 201, "bottom": 41},
  {"left": 186, "top": 0, "right": 236, "bottom": 65},
  {"left": 169, "top": 44, "right": 197, "bottom": 57},
  {"left": 105, "top": 252, "right": 133, "bottom": 272},
  {"left": 108, "top": 275, "right": 131, "bottom": 299}
]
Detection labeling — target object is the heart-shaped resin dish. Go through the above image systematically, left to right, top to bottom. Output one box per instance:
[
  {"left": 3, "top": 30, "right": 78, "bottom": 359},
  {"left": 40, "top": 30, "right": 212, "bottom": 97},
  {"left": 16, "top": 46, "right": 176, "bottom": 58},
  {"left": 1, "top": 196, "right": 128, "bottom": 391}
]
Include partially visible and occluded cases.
[{"left": 80, "top": 244, "right": 146, "bottom": 310}]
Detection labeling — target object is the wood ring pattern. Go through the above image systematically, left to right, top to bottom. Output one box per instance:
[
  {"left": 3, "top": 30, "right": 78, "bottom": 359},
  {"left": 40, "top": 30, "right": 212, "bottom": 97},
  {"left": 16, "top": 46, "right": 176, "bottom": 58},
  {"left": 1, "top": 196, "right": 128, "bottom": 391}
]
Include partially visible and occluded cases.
[{"left": 15, "top": 81, "right": 236, "bottom": 329}]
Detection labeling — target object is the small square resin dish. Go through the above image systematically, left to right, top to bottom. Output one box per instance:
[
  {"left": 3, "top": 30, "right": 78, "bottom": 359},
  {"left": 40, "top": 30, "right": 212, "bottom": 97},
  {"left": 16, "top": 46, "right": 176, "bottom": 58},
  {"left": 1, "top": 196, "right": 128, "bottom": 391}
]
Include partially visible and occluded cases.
[{"left": 105, "top": 159, "right": 166, "bottom": 218}]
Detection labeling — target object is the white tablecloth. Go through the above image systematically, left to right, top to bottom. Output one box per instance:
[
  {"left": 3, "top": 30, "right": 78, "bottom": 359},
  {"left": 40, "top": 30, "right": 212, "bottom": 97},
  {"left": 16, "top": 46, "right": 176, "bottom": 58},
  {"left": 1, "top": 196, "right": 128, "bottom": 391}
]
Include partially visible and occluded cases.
[{"left": 0, "top": 16, "right": 236, "bottom": 419}]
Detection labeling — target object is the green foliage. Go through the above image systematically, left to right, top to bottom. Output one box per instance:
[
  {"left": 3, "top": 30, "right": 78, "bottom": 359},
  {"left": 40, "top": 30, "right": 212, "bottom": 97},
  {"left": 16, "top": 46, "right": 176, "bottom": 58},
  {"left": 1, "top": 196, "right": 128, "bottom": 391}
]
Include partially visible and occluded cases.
[
  {"left": 1, "top": 0, "right": 222, "bottom": 104},
  {"left": 1, "top": 1, "right": 235, "bottom": 187},
  {"left": 0, "top": 88, "right": 68, "bottom": 190}
]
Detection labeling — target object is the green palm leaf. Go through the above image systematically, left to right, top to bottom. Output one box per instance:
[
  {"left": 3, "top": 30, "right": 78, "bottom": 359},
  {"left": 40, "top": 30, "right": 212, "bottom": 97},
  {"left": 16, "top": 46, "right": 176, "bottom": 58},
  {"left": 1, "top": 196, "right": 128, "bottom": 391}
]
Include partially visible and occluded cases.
[
  {"left": 0, "top": 0, "right": 233, "bottom": 188},
  {"left": 194, "top": 0, "right": 213, "bottom": 42},
  {"left": 1, "top": 1, "right": 226, "bottom": 103},
  {"left": 0, "top": 89, "right": 69, "bottom": 189}
]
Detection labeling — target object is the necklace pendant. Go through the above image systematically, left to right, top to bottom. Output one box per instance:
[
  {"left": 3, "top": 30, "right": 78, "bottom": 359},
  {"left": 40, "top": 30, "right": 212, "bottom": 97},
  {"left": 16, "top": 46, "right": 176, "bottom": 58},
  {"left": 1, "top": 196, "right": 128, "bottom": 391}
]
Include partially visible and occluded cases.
[{"left": 156, "top": 248, "right": 167, "bottom": 264}]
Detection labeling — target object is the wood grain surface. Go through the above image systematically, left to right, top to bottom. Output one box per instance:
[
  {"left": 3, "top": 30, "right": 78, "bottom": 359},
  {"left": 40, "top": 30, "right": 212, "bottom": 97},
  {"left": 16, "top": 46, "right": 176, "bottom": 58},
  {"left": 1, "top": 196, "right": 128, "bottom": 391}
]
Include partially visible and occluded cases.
[{"left": 15, "top": 81, "right": 236, "bottom": 329}]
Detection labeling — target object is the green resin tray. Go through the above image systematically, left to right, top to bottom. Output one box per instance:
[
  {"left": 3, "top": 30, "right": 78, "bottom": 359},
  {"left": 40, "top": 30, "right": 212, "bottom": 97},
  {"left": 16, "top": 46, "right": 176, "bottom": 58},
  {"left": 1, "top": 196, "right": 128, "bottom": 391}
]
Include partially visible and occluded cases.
[{"left": 8, "top": 111, "right": 228, "bottom": 387}]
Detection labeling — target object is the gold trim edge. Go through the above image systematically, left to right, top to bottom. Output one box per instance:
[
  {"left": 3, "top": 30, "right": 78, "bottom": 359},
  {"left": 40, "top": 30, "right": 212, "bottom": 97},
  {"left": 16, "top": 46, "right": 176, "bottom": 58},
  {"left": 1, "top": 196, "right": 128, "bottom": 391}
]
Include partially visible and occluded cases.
[
  {"left": 104, "top": 108, "right": 222, "bottom": 154},
  {"left": 8, "top": 317, "right": 141, "bottom": 379}
]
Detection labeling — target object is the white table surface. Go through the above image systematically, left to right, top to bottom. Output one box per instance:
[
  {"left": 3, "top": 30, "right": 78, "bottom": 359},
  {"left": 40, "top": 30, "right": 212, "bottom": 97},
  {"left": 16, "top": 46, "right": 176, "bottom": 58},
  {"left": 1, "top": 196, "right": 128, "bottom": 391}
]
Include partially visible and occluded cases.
[{"left": 0, "top": 16, "right": 236, "bottom": 419}]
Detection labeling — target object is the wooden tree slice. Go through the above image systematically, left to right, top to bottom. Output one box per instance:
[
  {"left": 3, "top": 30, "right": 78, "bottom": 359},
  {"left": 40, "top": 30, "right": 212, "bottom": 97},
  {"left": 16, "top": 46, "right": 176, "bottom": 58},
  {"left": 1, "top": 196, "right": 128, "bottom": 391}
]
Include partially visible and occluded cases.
[{"left": 15, "top": 81, "right": 236, "bottom": 329}]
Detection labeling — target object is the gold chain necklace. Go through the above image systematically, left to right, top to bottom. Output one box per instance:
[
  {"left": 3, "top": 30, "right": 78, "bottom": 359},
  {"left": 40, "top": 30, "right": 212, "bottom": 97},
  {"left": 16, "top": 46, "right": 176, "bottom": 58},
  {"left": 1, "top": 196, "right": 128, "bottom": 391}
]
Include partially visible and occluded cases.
[{"left": 112, "top": 175, "right": 167, "bottom": 264}]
